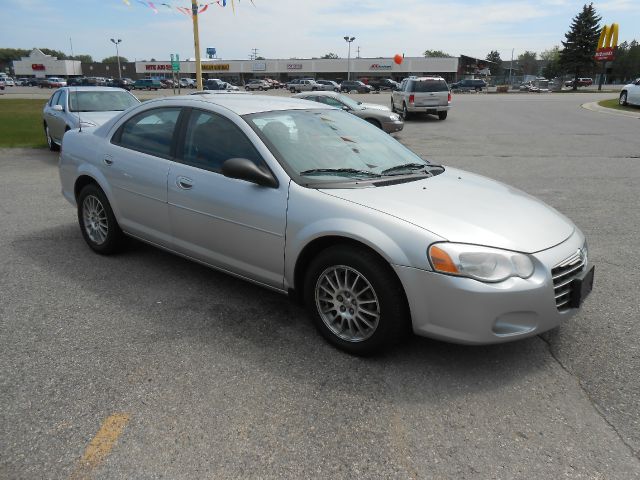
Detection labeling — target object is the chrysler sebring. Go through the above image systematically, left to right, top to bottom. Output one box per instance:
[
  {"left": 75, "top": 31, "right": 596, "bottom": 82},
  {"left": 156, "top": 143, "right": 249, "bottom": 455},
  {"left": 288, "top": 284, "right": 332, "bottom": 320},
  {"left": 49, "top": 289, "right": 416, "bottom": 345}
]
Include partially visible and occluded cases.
[{"left": 58, "top": 94, "right": 594, "bottom": 355}]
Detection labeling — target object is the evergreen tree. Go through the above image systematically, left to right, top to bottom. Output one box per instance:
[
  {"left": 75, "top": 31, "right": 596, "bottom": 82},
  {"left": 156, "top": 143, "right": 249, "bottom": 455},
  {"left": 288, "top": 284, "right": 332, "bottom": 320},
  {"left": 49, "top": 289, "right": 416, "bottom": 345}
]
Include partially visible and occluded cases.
[
  {"left": 559, "top": 3, "right": 601, "bottom": 90},
  {"left": 485, "top": 50, "right": 503, "bottom": 79}
]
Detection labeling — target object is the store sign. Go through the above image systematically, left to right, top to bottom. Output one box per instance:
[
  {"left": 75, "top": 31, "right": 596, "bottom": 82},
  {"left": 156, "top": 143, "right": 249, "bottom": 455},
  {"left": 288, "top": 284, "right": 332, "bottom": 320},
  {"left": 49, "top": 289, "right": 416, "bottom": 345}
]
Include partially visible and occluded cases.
[
  {"left": 595, "top": 23, "right": 618, "bottom": 61},
  {"left": 253, "top": 61, "right": 266, "bottom": 72},
  {"left": 287, "top": 63, "right": 303, "bottom": 70},
  {"left": 369, "top": 63, "right": 392, "bottom": 70},
  {"left": 32, "top": 64, "right": 45, "bottom": 71},
  {"left": 146, "top": 64, "right": 172, "bottom": 71},
  {"left": 202, "top": 64, "right": 230, "bottom": 71}
]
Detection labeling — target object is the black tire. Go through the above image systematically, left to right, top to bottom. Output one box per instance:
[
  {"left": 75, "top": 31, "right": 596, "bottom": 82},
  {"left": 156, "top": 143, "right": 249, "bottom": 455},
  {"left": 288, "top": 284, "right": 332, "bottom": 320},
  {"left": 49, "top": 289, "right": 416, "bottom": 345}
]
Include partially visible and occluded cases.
[
  {"left": 259, "top": 86, "right": 264, "bottom": 91},
  {"left": 290, "top": 87, "right": 295, "bottom": 93},
  {"left": 312, "top": 87, "right": 317, "bottom": 91},
  {"left": 619, "top": 91, "right": 628, "bottom": 106},
  {"left": 391, "top": 98, "right": 396, "bottom": 113},
  {"left": 437, "top": 111, "right": 448, "bottom": 120},
  {"left": 365, "top": 118, "right": 382, "bottom": 130},
  {"left": 44, "top": 123, "right": 59, "bottom": 151},
  {"left": 77, "top": 184, "right": 125, "bottom": 255},
  {"left": 304, "top": 245, "right": 410, "bottom": 355}
]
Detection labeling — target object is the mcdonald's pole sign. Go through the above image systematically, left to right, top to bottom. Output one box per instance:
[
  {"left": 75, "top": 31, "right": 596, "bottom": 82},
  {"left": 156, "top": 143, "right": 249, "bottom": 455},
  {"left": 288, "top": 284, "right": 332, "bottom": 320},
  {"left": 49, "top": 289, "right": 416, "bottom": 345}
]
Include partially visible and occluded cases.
[{"left": 595, "top": 23, "right": 618, "bottom": 61}]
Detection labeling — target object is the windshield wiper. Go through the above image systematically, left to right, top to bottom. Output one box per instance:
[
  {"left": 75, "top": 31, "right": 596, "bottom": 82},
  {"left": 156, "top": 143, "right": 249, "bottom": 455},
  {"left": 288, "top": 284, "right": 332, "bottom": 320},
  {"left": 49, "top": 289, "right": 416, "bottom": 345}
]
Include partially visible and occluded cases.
[
  {"left": 381, "top": 163, "right": 430, "bottom": 175},
  {"left": 299, "top": 168, "right": 381, "bottom": 178}
]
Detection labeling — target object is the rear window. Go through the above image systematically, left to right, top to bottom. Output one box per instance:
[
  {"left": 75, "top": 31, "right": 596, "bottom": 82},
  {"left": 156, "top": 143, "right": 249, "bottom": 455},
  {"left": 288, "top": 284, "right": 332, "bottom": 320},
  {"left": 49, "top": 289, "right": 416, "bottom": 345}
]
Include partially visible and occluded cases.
[{"left": 410, "top": 80, "right": 449, "bottom": 92}]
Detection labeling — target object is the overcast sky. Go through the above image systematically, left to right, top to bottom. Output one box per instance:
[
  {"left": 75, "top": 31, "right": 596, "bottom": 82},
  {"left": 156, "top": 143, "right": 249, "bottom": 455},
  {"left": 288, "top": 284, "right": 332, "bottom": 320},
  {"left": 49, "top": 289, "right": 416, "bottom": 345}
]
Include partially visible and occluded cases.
[{"left": 1, "top": 0, "right": 638, "bottom": 62}]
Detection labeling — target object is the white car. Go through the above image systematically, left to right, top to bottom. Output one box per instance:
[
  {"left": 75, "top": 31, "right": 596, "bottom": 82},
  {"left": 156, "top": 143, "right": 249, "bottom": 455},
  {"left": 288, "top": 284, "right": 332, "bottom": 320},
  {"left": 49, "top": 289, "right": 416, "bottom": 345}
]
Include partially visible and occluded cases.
[
  {"left": 4, "top": 77, "right": 15, "bottom": 87},
  {"left": 619, "top": 78, "right": 640, "bottom": 107}
]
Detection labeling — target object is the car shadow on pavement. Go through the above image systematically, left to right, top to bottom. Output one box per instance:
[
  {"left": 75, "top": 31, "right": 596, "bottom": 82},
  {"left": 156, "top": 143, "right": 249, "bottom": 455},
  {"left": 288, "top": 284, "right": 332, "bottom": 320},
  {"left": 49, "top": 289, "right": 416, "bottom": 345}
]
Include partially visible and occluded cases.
[{"left": 13, "top": 223, "right": 549, "bottom": 404}]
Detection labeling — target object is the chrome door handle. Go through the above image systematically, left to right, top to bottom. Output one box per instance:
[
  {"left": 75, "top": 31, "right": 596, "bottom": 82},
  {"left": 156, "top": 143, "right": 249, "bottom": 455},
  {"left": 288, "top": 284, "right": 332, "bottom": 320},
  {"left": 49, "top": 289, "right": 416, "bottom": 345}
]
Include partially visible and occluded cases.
[
  {"left": 103, "top": 158, "right": 113, "bottom": 166},
  {"left": 177, "top": 176, "right": 193, "bottom": 190}
]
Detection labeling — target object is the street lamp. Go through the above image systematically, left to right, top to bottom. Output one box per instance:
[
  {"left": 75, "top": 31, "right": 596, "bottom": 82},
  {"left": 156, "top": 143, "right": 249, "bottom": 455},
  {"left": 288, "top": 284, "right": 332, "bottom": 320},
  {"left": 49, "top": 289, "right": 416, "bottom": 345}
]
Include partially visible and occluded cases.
[
  {"left": 343, "top": 36, "right": 355, "bottom": 81},
  {"left": 110, "top": 38, "right": 122, "bottom": 80}
]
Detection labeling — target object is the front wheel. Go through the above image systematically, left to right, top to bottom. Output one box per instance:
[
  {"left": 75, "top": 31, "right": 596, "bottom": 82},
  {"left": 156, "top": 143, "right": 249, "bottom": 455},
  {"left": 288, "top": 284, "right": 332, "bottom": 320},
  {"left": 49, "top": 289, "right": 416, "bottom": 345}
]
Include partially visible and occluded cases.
[
  {"left": 619, "top": 91, "right": 628, "bottom": 106},
  {"left": 438, "top": 111, "right": 448, "bottom": 120},
  {"left": 77, "top": 184, "right": 125, "bottom": 255},
  {"left": 304, "top": 245, "right": 410, "bottom": 355}
]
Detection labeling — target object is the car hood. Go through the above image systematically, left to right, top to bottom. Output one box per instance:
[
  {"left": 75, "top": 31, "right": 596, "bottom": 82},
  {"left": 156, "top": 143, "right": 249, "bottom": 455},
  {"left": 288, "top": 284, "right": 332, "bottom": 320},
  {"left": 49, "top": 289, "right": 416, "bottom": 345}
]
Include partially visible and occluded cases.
[
  {"left": 360, "top": 103, "right": 391, "bottom": 111},
  {"left": 70, "top": 111, "right": 125, "bottom": 127},
  {"left": 320, "top": 167, "right": 575, "bottom": 253}
]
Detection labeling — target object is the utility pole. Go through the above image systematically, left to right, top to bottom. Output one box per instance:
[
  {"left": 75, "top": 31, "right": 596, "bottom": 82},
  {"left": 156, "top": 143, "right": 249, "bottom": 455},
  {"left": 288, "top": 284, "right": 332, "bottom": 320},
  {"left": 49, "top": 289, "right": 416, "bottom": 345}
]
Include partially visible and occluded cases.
[
  {"left": 191, "top": 0, "right": 203, "bottom": 90},
  {"left": 356, "top": 46, "right": 361, "bottom": 58}
]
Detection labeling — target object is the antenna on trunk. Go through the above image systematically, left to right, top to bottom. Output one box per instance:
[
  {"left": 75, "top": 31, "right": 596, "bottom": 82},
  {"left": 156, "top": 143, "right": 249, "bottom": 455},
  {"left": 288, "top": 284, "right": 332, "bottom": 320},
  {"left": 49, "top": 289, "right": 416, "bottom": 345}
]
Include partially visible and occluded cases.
[{"left": 70, "top": 37, "right": 82, "bottom": 133}]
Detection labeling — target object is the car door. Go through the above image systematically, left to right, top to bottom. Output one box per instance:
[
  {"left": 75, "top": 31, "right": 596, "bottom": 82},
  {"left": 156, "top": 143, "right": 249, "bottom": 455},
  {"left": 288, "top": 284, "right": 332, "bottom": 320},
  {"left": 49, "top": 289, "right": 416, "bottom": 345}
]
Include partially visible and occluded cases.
[
  {"left": 49, "top": 89, "right": 68, "bottom": 142},
  {"left": 43, "top": 90, "right": 64, "bottom": 142},
  {"left": 106, "top": 106, "right": 183, "bottom": 247},
  {"left": 167, "top": 108, "right": 288, "bottom": 289}
]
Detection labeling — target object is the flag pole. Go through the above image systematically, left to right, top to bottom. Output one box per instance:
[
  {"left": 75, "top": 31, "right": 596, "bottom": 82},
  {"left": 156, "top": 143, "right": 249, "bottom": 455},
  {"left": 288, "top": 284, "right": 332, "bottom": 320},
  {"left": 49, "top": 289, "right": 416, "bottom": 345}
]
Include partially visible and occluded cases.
[{"left": 192, "top": 0, "right": 203, "bottom": 90}]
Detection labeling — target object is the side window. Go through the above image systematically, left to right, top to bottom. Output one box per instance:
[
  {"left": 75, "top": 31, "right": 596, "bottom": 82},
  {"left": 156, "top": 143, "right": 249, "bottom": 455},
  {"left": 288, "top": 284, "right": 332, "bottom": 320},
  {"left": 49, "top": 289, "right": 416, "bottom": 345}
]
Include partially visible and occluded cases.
[
  {"left": 399, "top": 80, "right": 407, "bottom": 92},
  {"left": 56, "top": 90, "right": 67, "bottom": 109},
  {"left": 49, "top": 91, "right": 61, "bottom": 107},
  {"left": 321, "top": 96, "right": 345, "bottom": 108},
  {"left": 114, "top": 107, "right": 181, "bottom": 158},
  {"left": 180, "top": 110, "right": 264, "bottom": 173}
]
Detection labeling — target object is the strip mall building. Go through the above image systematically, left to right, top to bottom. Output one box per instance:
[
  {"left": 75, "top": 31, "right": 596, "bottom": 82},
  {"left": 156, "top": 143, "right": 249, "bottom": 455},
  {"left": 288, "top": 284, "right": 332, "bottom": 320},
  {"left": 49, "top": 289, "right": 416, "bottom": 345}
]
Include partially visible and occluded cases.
[{"left": 13, "top": 49, "right": 492, "bottom": 84}]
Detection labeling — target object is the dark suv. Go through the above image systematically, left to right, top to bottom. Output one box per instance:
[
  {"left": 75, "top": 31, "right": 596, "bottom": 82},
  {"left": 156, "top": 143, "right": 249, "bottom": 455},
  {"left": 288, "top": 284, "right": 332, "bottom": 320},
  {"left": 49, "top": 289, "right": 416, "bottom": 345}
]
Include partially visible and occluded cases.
[
  {"left": 368, "top": 78, "right": 398, "bottom": 91},
  {"left": 451, "top": 79, "right": 487, "bottom": 92},
  {"left": 340, "top": 80, "right": 373, "bottom": 93}
]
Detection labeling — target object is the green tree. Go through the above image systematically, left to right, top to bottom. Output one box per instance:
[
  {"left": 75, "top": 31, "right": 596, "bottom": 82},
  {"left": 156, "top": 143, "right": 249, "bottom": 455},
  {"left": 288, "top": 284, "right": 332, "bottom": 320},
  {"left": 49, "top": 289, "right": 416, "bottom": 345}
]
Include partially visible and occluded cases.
[
  {"left": 559, "top": 3, "right": 601, "bottom": 90},
  {"left": 610, "top": 40, "right": 640, "bottom": 83},
  {"left": 540, "top": 46, "right": 562, "bottom": 79},
  {"left": 423, "top": 50, "right": 451, "bottom": 58},
  {"left": 485, "top": 50, "right": 503, "bottom": 79},
  {"left": 518, "top": 51, "right": 538, "bottom": 76},
  {"left": 321, "top": 52, "right": 339, "bottom": 59},
  {"left": 102, "top": 55, "right": 129, "bottom": 63}
]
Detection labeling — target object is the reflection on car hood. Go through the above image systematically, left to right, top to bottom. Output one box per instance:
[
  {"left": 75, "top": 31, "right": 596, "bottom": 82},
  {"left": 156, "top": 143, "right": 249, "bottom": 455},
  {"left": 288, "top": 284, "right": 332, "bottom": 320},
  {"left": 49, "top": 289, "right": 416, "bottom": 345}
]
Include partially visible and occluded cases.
[
  {"left": 360, "top": 103, "right": 391, "bottom": 111},
  {"left": 70, "top": 111, "right": 124, "bottom": 126},
  {"left": 320, "top": 167, "right": 574, "bottom": 253}
]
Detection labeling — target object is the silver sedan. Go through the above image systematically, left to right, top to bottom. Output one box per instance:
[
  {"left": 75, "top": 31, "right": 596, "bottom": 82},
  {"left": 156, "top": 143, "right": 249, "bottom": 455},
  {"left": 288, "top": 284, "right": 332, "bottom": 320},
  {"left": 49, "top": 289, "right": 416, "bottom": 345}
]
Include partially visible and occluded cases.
[
  {"left": 42, "top": 86, "right": 140, "bottom": 151},
  {"left": 294, "top": 91, "right": 404, "bottom": 133},
  {"left": 58, "top": 94, "right": 594, "bottom": 355}
]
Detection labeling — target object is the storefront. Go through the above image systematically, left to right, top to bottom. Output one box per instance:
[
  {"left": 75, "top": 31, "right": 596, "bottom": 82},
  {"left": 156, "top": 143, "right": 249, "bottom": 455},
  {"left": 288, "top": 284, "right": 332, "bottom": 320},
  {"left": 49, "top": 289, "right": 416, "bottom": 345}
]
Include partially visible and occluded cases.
[
  {"left": 12, "top": 49, "right": 81, "bottom": 78},
  {"left": 135, "top": 56, "right": 459, "bottom": 84}
]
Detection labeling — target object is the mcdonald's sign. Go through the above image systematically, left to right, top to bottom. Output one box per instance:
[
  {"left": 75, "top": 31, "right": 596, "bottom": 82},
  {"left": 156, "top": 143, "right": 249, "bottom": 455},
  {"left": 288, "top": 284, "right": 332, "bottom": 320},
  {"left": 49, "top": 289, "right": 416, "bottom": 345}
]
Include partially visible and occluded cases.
[{"left": 595, "top": 23, "right": 619, "bottom": 61}]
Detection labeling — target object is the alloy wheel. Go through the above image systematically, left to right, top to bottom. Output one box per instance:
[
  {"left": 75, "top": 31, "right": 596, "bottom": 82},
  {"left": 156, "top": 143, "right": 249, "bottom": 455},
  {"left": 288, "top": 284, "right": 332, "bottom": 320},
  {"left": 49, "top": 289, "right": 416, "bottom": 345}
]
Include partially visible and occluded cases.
[
  {"left": 82, "top": 195, "right": 109, "bottom": 245},
  {"left": 315, "top": 265, "right": 380, "bottom": 342}
]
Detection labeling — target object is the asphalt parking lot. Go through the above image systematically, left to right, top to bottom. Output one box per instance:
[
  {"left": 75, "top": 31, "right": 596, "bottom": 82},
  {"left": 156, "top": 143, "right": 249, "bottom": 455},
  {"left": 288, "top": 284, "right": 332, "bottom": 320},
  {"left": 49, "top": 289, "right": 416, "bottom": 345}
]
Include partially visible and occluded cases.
[{"left": 1, "top": 91, "right": 640, "bottom": 479}]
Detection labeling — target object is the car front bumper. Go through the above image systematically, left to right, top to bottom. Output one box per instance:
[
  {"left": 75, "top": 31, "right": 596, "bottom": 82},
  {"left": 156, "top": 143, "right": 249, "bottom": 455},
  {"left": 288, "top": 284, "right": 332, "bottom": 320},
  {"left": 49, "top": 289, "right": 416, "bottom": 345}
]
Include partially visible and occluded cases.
[
  {"left": 381, "top": 120, "right": 404, "bottom": 133},
  {"left": 393, "top": 231, "right": 589, "bottom": 344}
]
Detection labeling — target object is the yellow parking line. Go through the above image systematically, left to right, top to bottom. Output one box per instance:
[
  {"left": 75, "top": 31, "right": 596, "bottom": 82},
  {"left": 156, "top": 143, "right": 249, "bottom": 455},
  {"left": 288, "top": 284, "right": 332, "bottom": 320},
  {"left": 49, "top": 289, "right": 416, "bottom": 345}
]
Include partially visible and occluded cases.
[{"left": 69, "top": 413, "right": 130, "bottom": 480}]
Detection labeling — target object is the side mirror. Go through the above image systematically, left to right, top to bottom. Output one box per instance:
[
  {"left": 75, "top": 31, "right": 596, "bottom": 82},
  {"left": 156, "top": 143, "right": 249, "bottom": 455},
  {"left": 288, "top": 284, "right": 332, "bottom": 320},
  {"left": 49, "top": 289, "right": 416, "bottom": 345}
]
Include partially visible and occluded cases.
[
  {"left": 52, "top": 104, "right": 64, "bottom": 112},
  {"left": 222, "top": 158, "right": 278, "bottom": 188}
]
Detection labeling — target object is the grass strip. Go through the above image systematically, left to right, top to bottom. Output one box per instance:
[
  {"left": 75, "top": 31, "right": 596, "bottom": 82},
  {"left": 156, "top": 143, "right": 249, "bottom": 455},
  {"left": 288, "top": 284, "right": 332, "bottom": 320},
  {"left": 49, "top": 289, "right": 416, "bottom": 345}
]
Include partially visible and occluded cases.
[{"left": 0, "top": 99, "right": 48, "bottom": 148}]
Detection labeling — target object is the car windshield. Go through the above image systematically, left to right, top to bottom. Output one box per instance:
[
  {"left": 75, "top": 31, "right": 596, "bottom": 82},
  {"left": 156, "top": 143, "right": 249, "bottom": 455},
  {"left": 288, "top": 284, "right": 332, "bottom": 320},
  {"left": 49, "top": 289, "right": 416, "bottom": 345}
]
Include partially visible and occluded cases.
[
  {"left": 69, "top": 91, "right": 140, "bottom": 112},
  {"left": 331, "top": 94, "right": 362, "bottom": 110},
  {"left": 246, "top": 109, "right": 431, "bottom": 184}
]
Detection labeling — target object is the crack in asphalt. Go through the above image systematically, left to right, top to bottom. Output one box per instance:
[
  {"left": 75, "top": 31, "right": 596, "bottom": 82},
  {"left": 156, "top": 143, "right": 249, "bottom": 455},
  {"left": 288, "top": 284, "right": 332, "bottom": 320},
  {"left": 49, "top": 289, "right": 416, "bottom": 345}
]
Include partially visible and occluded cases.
[{"left": 537, "top": 334, "right": 640, "bottom": 462}]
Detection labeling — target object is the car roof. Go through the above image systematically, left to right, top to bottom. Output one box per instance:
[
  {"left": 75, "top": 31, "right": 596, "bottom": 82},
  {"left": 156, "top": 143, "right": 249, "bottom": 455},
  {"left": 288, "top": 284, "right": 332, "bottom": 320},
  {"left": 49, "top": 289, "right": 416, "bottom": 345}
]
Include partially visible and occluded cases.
[
  {"left": 410, "top": 76, "right": 445, "bottom": 81},
  {"left": 59, "top": 86, "right": 131, "bottom": 92},
  {"left": 149, "top": 93, "right": 329, "bottom": 115}
]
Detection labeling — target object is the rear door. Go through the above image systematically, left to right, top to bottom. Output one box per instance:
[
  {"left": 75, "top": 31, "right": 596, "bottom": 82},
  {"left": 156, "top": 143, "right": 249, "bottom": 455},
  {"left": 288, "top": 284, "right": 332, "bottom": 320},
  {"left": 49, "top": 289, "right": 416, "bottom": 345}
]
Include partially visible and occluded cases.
[
  {"left": 105, "top": 106, "right": 183, "bottom": 247},
  {"left": 167, "top": 108, "right": 288, "bottom": 289}
]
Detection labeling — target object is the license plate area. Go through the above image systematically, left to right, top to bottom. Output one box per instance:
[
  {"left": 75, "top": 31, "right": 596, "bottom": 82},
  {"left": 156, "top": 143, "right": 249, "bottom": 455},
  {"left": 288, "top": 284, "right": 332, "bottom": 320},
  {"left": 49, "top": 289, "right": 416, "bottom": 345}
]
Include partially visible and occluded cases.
[{"left": 568, "top": 266, "right": 594, "bottom": 308}]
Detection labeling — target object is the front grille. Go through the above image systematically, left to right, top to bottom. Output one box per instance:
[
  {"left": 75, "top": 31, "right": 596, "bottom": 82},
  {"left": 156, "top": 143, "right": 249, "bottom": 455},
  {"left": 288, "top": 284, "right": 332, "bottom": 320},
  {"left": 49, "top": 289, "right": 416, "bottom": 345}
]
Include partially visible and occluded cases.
[{"left": 551, "top": 250, "right": 586, "bottom": 312}]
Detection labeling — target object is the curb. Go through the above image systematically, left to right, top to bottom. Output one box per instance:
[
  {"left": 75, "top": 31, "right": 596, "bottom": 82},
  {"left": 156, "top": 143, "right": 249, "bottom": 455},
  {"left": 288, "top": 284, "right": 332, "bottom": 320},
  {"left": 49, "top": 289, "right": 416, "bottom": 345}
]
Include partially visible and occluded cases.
[{"left": 582, "top": 101, "right": 640, "bottom": 119}]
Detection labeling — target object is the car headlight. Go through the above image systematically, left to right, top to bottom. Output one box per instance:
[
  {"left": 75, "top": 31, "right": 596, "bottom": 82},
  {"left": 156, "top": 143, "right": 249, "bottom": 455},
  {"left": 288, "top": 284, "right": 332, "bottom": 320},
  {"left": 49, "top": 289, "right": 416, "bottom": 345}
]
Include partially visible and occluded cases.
[
  {"left": 389, "top": 114, "right": 400, "bottom": 121},
  {"left": 428, "top": 243, "right": 534, "bottom": 283}
]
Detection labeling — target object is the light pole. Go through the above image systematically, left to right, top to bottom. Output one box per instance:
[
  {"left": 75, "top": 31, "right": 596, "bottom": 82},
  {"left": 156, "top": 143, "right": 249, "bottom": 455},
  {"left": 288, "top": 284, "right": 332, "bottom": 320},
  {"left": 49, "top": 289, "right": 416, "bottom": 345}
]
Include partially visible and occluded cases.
[
  {"left": 343, "top": 36, "right": 355, "bottom": 81},
  {"left": 110, "top": 38, "right": 122, "bottom": 80}
]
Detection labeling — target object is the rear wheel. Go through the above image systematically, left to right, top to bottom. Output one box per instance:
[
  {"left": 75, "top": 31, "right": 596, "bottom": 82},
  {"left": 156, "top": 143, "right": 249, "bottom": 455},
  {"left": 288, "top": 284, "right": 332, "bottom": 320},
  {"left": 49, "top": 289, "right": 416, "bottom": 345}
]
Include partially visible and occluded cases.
[
  {"left": 619, "top": 91, "right": 628, "bottom": 106},
  {"left": 391, "top": 98, "right": 396, "bottom": 112},
  {"left": 402, "top": 103, "right": 411, "bottom": 120},
  {"left": 438, "top": 111, "right": 448, "bottom": 120},
  {"left": 44, "top": 123, "right": 59, "bottom": 151},
  {"left": 77, "top": 184, "right": 125, "bottom": 255},
  {"left": 304, "top": 245, "right": 410, "bottom": 355}
]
